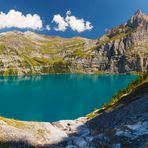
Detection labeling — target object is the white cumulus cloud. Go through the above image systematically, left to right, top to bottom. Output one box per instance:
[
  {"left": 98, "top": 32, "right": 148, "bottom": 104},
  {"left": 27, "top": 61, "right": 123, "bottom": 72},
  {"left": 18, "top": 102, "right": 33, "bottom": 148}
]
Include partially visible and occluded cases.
[
  {"left": 0, "top": 9, "right": 43, "bottom": 30},
  {"left": 51, "top": 10, "right": 93, "bottom": 33},
  {"left": 65, "top": 11, "right": 93, "bottom": 32},
  {"left": 52, "top": 14, "right": 68, "bottom": 32},
  {"left": 46, "top": 25, "right": 51, "bottom": 31}
]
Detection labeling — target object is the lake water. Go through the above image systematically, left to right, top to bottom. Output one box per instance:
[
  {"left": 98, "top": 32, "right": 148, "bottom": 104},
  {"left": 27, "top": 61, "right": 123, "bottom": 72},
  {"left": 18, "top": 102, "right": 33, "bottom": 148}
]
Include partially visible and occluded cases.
[{"left": 0, "top": 74, "right": 137, "bottom": 122}]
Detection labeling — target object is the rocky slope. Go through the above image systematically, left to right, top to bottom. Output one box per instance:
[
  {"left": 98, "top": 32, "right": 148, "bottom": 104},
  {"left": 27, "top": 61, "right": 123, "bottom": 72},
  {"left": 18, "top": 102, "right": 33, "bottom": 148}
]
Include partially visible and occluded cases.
[
  {"left": 94, "top": 9, "right": 148, "bottom": 73},
  {"left": 0, "top": 10, "right": 148, "bottom": 75},
  {"left": 0, "top": 31, "right": 96, "bottom": 75},
  {"left": 0, "top": 74, "right": 147, "bottom": 147}
]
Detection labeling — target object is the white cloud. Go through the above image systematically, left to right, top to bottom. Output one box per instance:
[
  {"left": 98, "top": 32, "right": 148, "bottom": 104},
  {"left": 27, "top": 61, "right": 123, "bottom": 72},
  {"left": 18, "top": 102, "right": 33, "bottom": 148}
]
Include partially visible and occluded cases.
[
  {"left": 0, "top": 9, "right": 43, "bottom": 30},
  {"left": 51, "top": 10, "right": 93, "bottom": 33},
  {"left": 65, "top": 12, "right": 93, "bottom": 32},
  {"left": 52, "top": 14, "right": 68, "bottom": 32},
  {"left": 85, "top": 21, "right": 93, "bottom": 30},
  {"left": 46, "top": 25, "right": 51, "bottom": 31}
]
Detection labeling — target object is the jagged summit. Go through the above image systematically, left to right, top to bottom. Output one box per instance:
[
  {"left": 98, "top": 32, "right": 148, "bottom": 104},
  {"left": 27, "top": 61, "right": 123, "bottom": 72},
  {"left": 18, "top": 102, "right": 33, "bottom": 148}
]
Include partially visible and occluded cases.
[
  {"left": 127, "top": 9, "right": 148, "bottom": 28},
  {"left": 134, "top": 9, "right": 148, "bottom": 19},
  {"left": 135, "top": 9, "right": 143, "bottom": 15}
]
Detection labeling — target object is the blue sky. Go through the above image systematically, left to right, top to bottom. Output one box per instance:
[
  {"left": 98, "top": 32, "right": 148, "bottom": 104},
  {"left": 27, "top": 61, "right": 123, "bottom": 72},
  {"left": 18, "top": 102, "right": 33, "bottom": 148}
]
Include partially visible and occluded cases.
[{"left": 0, "top": 0, "right": 148, "bottom": 39}]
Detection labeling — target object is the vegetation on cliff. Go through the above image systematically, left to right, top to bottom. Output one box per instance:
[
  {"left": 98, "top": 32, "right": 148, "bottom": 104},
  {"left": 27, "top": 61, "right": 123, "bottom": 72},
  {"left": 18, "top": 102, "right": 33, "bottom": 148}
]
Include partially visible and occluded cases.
[{"left": 87, "top": 71, "right": 148, "bottom": 119}]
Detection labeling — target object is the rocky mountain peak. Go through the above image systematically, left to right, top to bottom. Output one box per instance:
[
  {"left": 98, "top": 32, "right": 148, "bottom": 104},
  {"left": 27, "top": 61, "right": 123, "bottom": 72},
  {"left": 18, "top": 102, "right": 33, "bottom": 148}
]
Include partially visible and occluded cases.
[
  {"left": 127, "top": 9, "right": 148, "bottom": 28},
  {"left": 135, "top": 9, "right": 143, "bottom": 15}
]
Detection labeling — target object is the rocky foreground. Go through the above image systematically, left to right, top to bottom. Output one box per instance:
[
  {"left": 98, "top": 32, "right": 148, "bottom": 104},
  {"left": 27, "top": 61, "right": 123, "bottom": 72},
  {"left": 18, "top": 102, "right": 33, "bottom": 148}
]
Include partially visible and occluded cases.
[
  {"left": 0, "top": 10, "right": 148, "bottom": 76},
  {"left": 0, "top": 78, "right": 147, "bottom": 148}
]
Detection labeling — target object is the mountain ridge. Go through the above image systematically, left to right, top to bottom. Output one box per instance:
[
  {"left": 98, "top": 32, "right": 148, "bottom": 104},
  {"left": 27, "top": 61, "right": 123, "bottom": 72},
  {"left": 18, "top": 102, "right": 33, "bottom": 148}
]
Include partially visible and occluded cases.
[{"left": 0, "top": 10, "right": 147, "bottom": 75}]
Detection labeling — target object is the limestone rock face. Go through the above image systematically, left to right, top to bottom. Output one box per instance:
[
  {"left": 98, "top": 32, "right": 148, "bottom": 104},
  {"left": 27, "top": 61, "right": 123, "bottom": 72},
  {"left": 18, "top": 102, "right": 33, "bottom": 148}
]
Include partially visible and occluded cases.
[{"left": 93, "top": 28, "right": 148, "bottom": 73}]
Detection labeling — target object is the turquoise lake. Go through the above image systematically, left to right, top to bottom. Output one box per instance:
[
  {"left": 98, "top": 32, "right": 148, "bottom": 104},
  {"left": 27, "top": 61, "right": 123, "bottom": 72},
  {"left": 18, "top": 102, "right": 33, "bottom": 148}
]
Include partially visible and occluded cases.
[{"left": 0, "top": 74, "right": 137, "bottom": 122}]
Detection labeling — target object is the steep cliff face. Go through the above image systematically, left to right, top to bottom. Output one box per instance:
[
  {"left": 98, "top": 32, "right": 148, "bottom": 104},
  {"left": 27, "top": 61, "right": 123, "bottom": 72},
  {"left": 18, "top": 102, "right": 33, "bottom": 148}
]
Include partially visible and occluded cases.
[
  {"left": 0, "top": 10, "right": 148, "bottom": 75},
  {"left": 92, "top": 10, "right": 148, "bottom": 73}
]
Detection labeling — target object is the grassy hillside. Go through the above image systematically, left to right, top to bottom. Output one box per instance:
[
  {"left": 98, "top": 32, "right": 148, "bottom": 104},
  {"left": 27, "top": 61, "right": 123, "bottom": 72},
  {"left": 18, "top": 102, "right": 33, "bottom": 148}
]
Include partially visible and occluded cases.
[
  {"left": 0, "top": 31, "right": 97, "bottom": 75},
  {"left": 87, "top": 72, "right": 148, "bottom": 119}
]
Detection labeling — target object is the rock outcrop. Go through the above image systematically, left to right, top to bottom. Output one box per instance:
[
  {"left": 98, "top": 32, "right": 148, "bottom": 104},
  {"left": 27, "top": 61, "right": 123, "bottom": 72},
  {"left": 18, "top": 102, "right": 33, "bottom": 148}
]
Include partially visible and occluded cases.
[
  {"left": 127, "top": 9, "right": 148, "bottom": 28},
  {"left": 0, "top": 10, "right": 148, "bottom": 75},
  {"left": 0, "top": 77, "right": 147, "bottom": 147},
  {"left": 88, "top": 80, "right": 148, "bottom": 147}
]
